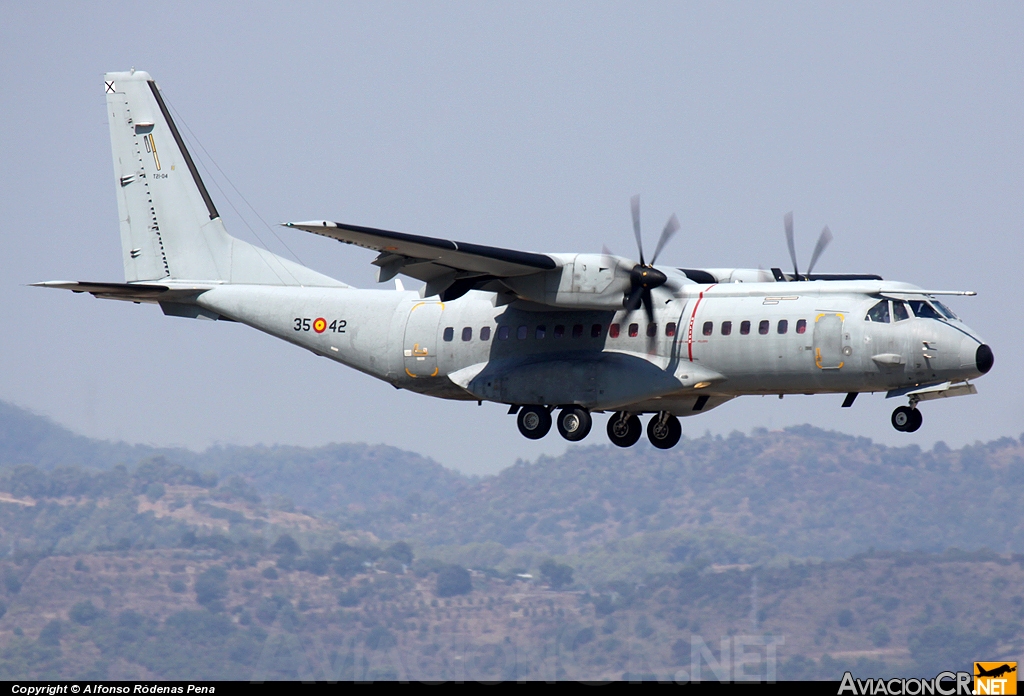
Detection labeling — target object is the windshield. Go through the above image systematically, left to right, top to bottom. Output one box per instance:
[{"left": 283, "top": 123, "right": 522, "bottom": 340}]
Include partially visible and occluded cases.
[
  {"left": 908, "top": 300, "right": 943, "bottom": 320},
  {"left": 931, "top": 300, "right": 959, "bottom": 321}
]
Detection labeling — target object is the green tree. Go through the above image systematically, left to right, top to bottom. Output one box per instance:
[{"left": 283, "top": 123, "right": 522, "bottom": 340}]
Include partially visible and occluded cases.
[
  {"left": 540, "top": 559, "right": 574, "bottom": 589},
  {"left": 436, "top": 565, "right": 471, "bottom": 597},
  {"left": 194, "top": 566, "right": 228, "bottom": 611}
]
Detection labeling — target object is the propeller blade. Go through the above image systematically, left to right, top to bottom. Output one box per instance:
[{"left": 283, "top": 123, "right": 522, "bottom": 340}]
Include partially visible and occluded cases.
[
  {"left": 630, "top": 194, "right": 645, "bottom": 266},
  {"left": 784, "top": 211, "right": 799, "bottom": 279},
  {"left": 650, "top": 214, "right": 680, "bottom": 266},
  {"left": 806, "top": 225, "right": 833, "bottom": 274},
  {"left": 623, "top": 284, "right": 644, "bottom": 313},
  {"left": 641, "top": 289, "right": 656, "bottom": 325}
]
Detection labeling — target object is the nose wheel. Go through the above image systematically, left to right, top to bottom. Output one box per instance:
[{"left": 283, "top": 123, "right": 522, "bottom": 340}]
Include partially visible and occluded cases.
[
  {"left": 517, "top": 406, "right": 552, "bottom": 439},
  {"left": 557, "top": 406, "right": 592, "bottom": 441},
  {"left": 891, "top": 406, "right": 922, "bottom": 432},
  {"left": 647, "top": 411, "right": 682, "bottom": 449},
  {"left": 607, "top": 412, "right": 642, "bottom": 447}
]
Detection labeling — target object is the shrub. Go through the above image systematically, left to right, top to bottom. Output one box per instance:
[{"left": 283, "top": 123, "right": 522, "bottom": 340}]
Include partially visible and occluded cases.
[
  {"left": 271, "top": 534, "right": 301, "bottom": 555},
  {"left": 195, "top": 566, "right": 228, "bottom": 610},
  {"left": 69, "top": 600, "right": 101, "bottom": 625},
  {"left": 39, "top": 620, "right": 62, "bottom": 646},
  {"left": 870, "top": 625, "right": 891, "bottom": 647}
]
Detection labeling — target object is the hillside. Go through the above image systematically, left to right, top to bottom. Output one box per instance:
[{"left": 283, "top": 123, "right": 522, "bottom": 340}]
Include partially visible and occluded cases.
[{"left": 0, "top": 401, "right": 1022, "bottom": 680}]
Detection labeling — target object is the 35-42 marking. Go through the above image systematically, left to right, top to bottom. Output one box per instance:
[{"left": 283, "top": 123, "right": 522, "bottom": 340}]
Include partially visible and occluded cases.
[{"left": 293, "top": 317, "right": 346, "bottom": 334}]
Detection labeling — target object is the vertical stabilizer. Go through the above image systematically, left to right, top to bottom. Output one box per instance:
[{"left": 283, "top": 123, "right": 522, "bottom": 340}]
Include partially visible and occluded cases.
[{"left": 104, "top": 71, "right": 343, "bottom": 286}]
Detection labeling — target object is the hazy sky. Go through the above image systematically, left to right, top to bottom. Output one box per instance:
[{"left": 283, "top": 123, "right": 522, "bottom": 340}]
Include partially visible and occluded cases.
[{"left": 1, "top": 2, "right": 1021, "bottom": 475}]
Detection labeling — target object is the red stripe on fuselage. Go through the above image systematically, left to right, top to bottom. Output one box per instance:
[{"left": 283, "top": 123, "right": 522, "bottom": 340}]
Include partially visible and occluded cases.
[{"left": 686, "top": 285, "right": 716, "bottom": 362}]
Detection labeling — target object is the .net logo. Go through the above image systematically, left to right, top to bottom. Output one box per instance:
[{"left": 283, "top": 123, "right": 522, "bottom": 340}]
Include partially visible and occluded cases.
[{"left": 974, "top": 662, "right": 1017, "bottom": 695}]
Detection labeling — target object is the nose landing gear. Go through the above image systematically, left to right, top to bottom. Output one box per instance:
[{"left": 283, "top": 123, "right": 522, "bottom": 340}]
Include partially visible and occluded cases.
[{"left": 891, "top": 405, "right": 922, "bottom": 432}]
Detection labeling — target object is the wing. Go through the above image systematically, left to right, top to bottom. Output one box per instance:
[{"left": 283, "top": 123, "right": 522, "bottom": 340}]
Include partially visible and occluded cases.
[{"left": 284, "top": 220, "right": 558, "bottom": 293}]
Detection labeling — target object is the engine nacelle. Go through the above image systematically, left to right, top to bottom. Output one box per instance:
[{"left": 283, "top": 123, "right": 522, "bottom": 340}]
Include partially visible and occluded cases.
[{"left": 501, "top": 254, "right": 631, "bottom": 309}]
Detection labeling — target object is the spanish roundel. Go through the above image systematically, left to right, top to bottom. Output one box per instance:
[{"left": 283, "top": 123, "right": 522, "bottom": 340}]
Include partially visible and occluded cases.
[{"left": 313, "top": 317, "right": 327, "bottom": 333}]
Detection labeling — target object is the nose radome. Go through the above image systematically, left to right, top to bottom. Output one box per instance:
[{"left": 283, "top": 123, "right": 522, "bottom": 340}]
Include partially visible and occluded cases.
[{"left": 976, "top": 344, "right": 994, "bottom": 374}]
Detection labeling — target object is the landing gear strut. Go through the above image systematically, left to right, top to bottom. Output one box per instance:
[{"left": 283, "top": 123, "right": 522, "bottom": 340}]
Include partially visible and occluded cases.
[
  {"left": 517, "top": 406, "right": 552, "bottom": 439},
  {"left": 557, "top": 406, "right": 592, "bottom": 441},
  {"left": 891, "top": 406, "right": 922, "bottom": 433},
  {"left": 647, "top": 411, "right": 682, "bottom": 449},
  {"left": 607, "top": 412, "right": 642, "bottom": 448}
]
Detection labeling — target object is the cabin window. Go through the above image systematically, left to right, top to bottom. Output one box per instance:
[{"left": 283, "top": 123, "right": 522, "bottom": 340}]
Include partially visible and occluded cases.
[
  {"left": 866, "top": 300, "right": 890, "bottom": 323},
  {"left": 908, "top": 300, "right": 942, "bottom": 320},
  {"left": 892, "top": 301, "right": 910, "bottom": 322},
  {"left": 778, "top": 319, "right": 788, "bottom": 335},
  {"left": 795, "top": 319, "right": 807, "bottom": 334},
  {"left": 740, "top": 320, "right": 751, "bottom": 335},
  {"left": 758, "top": 320, "right": 769, "bottom": 335},
  {"left": 702, "top": 321, "right": 713, "bottom": 336},
  {"left": 721, "top": 321, "right": 732, "bottom": 336},
  {"left": 666, "top": 322, "right": 677, "bottom": 337},
  {"left": 591, "top": 323, "right": 603, "bottom": 338},
  {"left": 609, "top": 323, "right": 620, "bottom": 338},
  {"left": 628, "top": 323, "right": 639, "bottom": 337},
  {"left": 647, "top": 323, "right": 658, "bottom": 337},
  {"left": 554, "top": 324, "right": 565, "bottom": 338},
  {"left": 572, "top": 324, "right": 584, "bottom": 338},
  {"left": 517, "top": 325, "right": 528, "bottom": 339},
  {"left": 536, "top": 325, "right": 546, "bottom": 339},
  {"left": 480, "top": 326, "right": 491, "bottom": 341},
  {"left": 497, "top": 326, "right": 510, "bottom": 340},
  {"left": 443, "top": 327, "right": 454, "bottom": 342},
  {"left": 461, "top": 327, "right": 472, "bottom": 341}
]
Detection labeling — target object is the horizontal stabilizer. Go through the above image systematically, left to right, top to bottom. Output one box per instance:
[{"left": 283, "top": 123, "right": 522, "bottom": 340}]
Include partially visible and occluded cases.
[{"left": 31, "top": 280, "right": 208, "bottom": 303}]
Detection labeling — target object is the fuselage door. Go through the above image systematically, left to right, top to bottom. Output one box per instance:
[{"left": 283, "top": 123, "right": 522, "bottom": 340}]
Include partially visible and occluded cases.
[
  {"left": 403, "top": 302, "right": 443, "bottom": 377},
  {"left": 813, "top": 313, "right": 847, "bottom": 369}
]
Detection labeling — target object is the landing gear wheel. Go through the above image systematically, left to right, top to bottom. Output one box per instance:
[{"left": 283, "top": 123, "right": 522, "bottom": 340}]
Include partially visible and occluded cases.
[
  {"left": 517, "top": 406, "right": 552, "bottom": 439},
  {"left": 557, "top": 406, "right": 592, "bottom": 442},
  {"left": 891, "top": 406, "right": 922, "bottom": 432},
  {"left": 906, "top": 408, "right": 923, "bottom": 432},
  {"left": 607, "top": 412, "right": 642, "bottom": 448},
  {"left": 647, "top": 412, "right": 682, "bottom": 449}
]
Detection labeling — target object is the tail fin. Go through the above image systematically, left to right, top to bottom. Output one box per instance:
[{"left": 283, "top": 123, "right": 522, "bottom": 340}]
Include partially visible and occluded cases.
[{"left": 105, "top": 70, "right": 342, "bottom": 286}]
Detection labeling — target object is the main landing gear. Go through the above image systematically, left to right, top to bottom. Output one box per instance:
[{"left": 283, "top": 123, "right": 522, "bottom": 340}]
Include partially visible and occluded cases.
[
  {"left": 891, "top": 405, "right": 922, "bottom": 433},
  {"left": 513, "top": 406, "right": 682, "bottom": 448}
]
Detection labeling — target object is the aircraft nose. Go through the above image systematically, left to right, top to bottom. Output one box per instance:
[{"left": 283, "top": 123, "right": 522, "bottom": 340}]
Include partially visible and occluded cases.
[{"left": 976, "top": 344, "right": 994, "bottom": 374}]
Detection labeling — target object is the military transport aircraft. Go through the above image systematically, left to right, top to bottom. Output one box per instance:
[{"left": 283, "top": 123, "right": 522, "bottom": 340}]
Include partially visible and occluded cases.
[{"left": 36, "top": 70, "right": 994, "bottom": 449}]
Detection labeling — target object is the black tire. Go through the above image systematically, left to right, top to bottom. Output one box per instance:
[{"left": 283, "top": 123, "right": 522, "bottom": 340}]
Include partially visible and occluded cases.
[
  {"left": 517, "top": 406, "right": 551, "bottom": 439},
  {"left": 556, "top": 406, "right": 592, "bottom": 442},
  {"left": 891, "top": 406, "right": 913, "bottom": 432},
  {"left": 906, "top": 408, "right": 923, "bottom": 432},
  {"left": 607, "top": 412, "right": 642, "bottom": 447},
  {"left": 647, "top": 412, "right": 682, "bottom": 449}
]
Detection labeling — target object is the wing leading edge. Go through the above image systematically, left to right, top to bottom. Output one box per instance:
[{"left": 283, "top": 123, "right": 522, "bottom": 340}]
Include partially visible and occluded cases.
[{"left": 284, "top": 221, "right": 558, "bottom": 292}]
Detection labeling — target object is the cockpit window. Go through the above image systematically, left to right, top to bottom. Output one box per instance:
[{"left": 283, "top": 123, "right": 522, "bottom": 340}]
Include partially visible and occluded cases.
[
  {"left": 866, "top": 300, "right": 890, "bottom": 323},
  {"left": 908, "top": 300, "right": 942, "bottom": 320},
  {"left": 932, "top": 300, "right": 958, "bottom": 321},
  {"left": 892, "top": 301, "right": 909, "bottom": 322}
]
